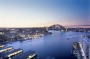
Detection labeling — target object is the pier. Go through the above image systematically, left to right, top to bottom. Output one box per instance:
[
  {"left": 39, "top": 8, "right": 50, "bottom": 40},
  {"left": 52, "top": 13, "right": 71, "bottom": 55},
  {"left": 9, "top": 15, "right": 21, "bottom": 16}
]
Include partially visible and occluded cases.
[
  {"left": 0, "top": 45, "right": 37, "bottom": 59},
  {"left": 0, "top": 45, "right": 5, "bottom": 48},
  {"left": 0, "top": 47, "right": 13, "bottom": 53},
  {"left": 0, "top": 49, "right": 23, "bottom": 59},
  {"left": 7, "top": 49, "right": 23, "bottom": 57},
  {"left": 13, "top": 50, "right": 37, "bottom": 59}
]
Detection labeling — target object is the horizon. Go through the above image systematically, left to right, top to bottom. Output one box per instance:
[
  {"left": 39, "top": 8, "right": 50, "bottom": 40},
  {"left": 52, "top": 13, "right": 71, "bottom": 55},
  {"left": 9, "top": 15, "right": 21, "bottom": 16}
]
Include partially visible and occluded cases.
[
  {"left": 0, "top": 0, "right": 89, "bottom": 27},
  {"left": 0, "top": 24, "right": 90, "bottom": 28}
]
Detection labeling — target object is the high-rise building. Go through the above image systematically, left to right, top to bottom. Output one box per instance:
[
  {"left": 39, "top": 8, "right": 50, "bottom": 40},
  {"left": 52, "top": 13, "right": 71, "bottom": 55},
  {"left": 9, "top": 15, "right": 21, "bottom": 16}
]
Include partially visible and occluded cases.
[{"left": 82, "top": 39, "right": 90, "bottom": 59}]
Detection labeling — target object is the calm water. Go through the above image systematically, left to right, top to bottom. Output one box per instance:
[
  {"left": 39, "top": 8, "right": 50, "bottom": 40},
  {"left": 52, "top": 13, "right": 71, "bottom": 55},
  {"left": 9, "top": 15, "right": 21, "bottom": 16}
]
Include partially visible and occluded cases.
[{"left": 5, "top": 31, "right": 89, "bottom": 59}]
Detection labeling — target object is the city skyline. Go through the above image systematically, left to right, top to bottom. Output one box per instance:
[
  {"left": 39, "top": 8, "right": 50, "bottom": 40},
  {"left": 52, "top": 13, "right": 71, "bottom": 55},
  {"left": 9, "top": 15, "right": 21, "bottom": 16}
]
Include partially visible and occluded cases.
[{"left": 0, "top": 0, "right": 89, "bottom": 27}]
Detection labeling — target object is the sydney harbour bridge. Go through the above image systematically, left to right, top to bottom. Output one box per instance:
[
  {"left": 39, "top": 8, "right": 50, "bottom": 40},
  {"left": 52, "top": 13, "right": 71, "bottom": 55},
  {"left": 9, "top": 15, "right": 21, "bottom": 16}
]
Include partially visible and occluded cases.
[{"left": 0, "top": 24, "right": 90, "bottom": 59}]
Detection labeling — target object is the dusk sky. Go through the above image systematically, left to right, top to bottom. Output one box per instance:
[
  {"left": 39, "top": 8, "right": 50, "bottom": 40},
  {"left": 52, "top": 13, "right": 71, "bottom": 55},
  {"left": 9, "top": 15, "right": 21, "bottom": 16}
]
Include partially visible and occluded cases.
[{"left": 0, "top": 0, "right": 89, "bottom": 27}]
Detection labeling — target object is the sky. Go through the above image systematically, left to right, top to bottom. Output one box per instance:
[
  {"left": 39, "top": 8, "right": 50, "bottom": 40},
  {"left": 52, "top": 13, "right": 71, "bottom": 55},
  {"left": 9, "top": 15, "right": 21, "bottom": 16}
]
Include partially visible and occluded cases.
[{"left": 0, "top": 0, "right": 89, "bottom": 27}]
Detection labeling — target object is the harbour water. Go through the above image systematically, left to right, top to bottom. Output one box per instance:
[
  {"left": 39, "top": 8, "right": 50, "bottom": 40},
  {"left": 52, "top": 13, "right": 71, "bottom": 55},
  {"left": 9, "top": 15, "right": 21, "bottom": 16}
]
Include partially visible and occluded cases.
[{"left": 4, "top": 31, "right": 89, "bottom": 59}]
